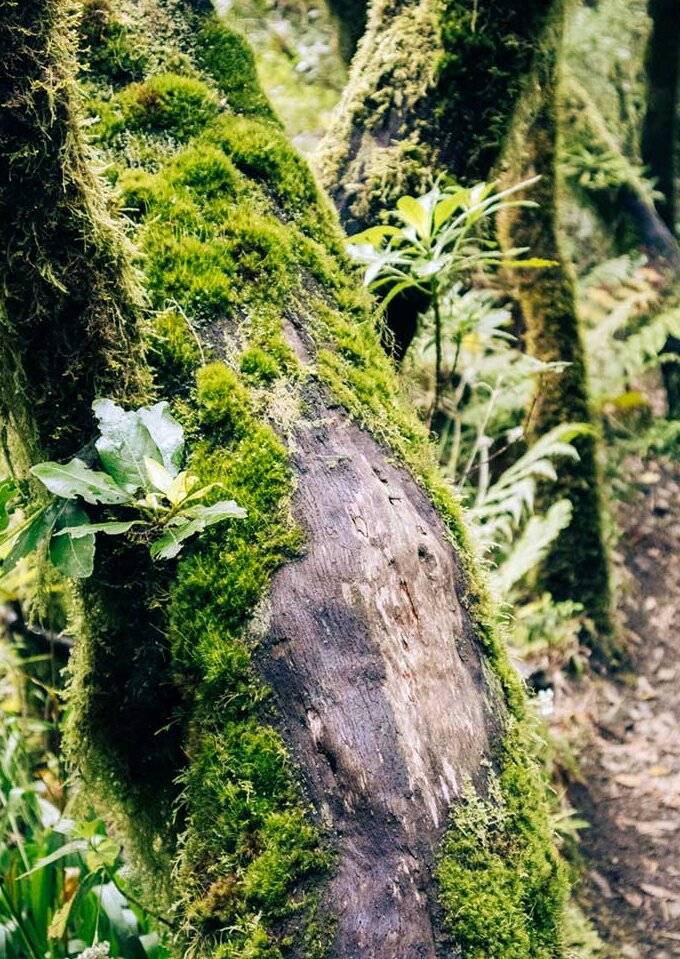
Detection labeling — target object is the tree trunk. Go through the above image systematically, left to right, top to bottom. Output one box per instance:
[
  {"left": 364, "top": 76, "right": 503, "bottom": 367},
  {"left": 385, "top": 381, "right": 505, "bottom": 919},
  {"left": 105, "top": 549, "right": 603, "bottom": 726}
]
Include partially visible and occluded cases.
[
  {"left": 317, "top": 0, "right": 557, "bottom": 358},
  {"left": 641, "top": 0, "right": 680, "bottom": 235},
  {"left": 0, "top": 1, "right": 567, "bottom": 956},
  {"left": 497, "top": 1, "right": 614, "bottom": 651},
  {"left": 562, "top": 75, "right": 680, "bottom": 272}
]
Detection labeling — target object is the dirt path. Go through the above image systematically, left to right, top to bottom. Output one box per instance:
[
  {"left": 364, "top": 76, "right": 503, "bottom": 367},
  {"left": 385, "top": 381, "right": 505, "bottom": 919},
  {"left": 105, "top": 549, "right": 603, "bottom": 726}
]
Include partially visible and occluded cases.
[{"left": 554, "top": 458, "right": 680, "bottom": 957}]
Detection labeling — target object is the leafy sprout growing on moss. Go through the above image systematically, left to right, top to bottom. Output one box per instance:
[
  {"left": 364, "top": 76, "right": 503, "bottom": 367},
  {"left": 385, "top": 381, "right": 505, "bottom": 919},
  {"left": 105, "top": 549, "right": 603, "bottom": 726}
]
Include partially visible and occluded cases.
[
  {"left": 346, "top": 176, "right": 554, "bottom": 422},
  {"left": 0, "top": 400, "right": 245, "bottom": 580}
]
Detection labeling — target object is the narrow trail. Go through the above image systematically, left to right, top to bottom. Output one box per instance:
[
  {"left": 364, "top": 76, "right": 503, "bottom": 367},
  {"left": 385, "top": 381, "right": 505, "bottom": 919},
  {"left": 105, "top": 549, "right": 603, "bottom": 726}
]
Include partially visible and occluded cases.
[{"left": 555, "top": 457, "right": 680, "bottom": 957}]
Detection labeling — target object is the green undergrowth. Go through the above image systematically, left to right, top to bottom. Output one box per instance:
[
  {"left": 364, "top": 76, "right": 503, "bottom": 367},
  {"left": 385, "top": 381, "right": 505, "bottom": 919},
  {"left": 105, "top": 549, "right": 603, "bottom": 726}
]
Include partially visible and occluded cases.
[{"left": 70, "top": 1, "right": 568, "bottom": 954}]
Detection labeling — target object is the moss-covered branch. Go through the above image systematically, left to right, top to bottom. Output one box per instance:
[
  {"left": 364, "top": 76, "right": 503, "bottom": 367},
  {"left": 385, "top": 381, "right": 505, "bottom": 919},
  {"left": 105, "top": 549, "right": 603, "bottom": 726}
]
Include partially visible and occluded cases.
[{"left": 561, "top": 74, "right": 680, "bottom": 271}]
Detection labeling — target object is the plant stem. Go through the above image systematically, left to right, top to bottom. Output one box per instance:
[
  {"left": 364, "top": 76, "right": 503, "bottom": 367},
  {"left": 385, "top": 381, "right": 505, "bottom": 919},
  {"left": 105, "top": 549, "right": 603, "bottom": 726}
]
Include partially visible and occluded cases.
[{"left": 430, "top": 286, "right": 443, "bottom": 428}]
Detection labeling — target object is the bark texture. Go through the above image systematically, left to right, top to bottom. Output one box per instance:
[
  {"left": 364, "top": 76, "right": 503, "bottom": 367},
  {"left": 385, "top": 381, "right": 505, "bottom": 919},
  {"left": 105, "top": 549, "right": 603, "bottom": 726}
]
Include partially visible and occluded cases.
[
  {"left": 0, "top": 0, "right": 566, "bottom": 956},
  {"left": 497, "top": 2, "right": 614, "bottom": 648}
]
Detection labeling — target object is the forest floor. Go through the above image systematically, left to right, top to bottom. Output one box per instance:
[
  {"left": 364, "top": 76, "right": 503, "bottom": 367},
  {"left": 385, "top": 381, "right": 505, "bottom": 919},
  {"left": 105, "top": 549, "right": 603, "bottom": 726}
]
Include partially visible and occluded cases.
[{"left": 551, "top": 455, "right": 680, "bottom": 957}]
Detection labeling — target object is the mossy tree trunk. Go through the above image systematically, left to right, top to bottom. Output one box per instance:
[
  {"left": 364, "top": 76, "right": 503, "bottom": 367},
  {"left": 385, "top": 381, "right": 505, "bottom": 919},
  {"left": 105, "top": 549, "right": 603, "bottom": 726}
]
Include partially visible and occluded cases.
[
  {"left": 318, "top": 0, "right": 557, "bottom": 358},
  {"left": 641, "top": 0, "right": 680, "bottom": 235},
  {"left": 0, "top": 1, "right": 567, "bottom": 957},
  {"left": 497, "top": 2, "right": 614, "bottom": 650},
  {"left": 562, "top": 75, "right": 680, "bottom": 272}
]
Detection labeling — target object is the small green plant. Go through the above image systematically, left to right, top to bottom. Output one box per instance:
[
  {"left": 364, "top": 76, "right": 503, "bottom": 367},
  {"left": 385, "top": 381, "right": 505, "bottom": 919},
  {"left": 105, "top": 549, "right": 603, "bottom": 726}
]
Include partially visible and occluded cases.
[
  {"left": 347, "top": 177, "right": 551, "bottom": 420},
  {"left": 0, "top": 400, "right": 245, "bottom": 579},
  {"left": 0, "top": 703, "right": 169, "bottom": 958}
]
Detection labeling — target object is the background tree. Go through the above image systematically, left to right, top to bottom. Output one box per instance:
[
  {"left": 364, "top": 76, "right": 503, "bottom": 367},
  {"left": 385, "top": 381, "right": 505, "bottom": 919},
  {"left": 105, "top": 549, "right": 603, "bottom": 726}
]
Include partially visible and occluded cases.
[
  {"left": 318, "top": 0, "right": 557, "bottom": 357},
  {"left": 321, "top": 0, "right": 614, "bottom": 643},
  {"left": 497, "top": 0, "right": 614, "bottom": 649},
  {"left": 641, "top": 0, "right": 680, "bottom": 235},
  {"left": 0, "top": 1, "right": 566, "bottom": 957}
]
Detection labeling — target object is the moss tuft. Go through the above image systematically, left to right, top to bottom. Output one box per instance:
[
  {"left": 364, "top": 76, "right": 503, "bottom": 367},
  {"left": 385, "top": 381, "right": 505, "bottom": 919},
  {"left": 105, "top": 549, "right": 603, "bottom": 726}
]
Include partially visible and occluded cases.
[
  {"left": 195, "top": 19, "right": 277, "bottom": 122},
  {"left": 97, "top": 72, "right": 219, "bottom": 142},
  {"left": 240, "top": 347, "right": 281, "bottom": 383},
  {"left": 438, "top": 724, "right": 567, "bottom": 959}
]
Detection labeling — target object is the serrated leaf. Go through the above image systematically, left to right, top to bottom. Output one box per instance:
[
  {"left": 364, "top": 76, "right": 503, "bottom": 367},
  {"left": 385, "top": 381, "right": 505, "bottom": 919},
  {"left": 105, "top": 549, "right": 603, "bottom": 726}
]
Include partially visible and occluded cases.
[
  {"left": 31, "top": 458, "right": 130, "bottom": 505},
  {"left": 49, "top": 502, "right": 95, "bottom": 579}
]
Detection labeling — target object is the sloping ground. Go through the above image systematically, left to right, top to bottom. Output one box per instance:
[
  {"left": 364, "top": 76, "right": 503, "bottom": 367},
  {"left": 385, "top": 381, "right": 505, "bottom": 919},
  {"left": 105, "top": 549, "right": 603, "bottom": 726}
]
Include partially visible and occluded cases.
[{"left": 557, "top": 458, "right": 680, "bottom": 957}]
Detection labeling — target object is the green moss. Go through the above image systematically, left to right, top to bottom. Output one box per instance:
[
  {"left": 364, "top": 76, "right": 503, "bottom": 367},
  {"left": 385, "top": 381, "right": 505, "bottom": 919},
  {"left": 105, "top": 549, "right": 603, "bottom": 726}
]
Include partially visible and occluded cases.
[
  {"left": 79, "top": 0, "right": 148, "bottom": 85},
  {"left": 195, "top": 20, "right": 277, "bottom": 122},
  {"left": 97, "top": 72, "right": 219, "bottom": 142},
  {"left": 149, "top": 309, "right": 201, "bottom": 387},
  {"left": 240, "top": 347, "right": 281, "bottom": 383},
  {"left": 196, "top": 362, "right": 251, "bottom": 437},
  {"left": 438, "top": 723, "right": 567, "bottom": 959}
]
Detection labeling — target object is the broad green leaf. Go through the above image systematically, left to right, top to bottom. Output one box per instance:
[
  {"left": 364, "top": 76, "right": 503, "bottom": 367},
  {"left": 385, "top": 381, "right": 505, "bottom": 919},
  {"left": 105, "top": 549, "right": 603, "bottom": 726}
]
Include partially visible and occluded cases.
[
  {"left": 433, "top": 190, "right": 469, "bottom": 232},
  {"left": 396, "top": 195, "right": 431, "bottom": 239},
  {"left": 348, "top": 225, "right": 401, "bottom": 246},
  {"left": 93, "top": 399, "right": 162, "bottom": 493},
  {"left": 138, "top": 402, "right": 184, "bottom": 476},
  {"left": 144, "top": 457, "right": 174, "bottom": 497},
  {"left": 31, "top": 458, "right": 130, "bottom": 505},
  {"left": 167, "top": 471, "right": 200, "bottom": 506},
  {"left": 0, "top": 479, "right": 17, "bottom": 534},
  {"left": 150, "top": 500, "right": 246, "bottom": 560},
  {"left": 49, "top": 503, "right": 95, "bottom": 579},
  {"left": 54, "top": 520, "right": 138, "bottom": 538},
  {"left": 85, "top": 834, "right": 121, "bottom": 873}
]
